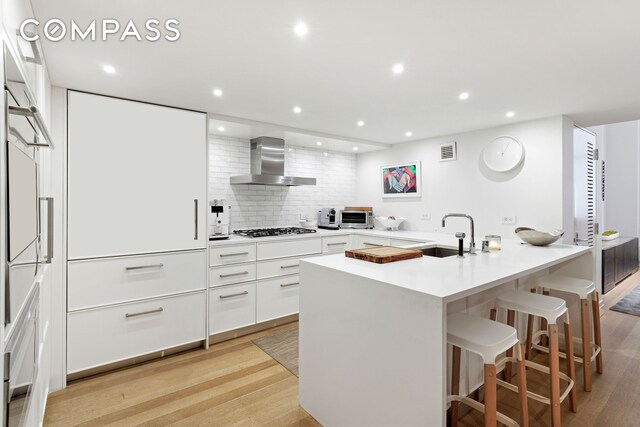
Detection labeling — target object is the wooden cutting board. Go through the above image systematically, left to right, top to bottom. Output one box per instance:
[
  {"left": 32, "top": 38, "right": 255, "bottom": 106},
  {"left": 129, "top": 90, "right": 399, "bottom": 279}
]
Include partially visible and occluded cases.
[{"left": 345, "top": 246, "right": 423, "bottom": 264}]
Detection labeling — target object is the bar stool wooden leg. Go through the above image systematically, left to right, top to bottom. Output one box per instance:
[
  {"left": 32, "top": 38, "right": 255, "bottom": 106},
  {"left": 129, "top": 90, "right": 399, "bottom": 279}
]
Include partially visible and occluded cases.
[
  {"left": 540, "top": 290, "right": 550, "bottom": 346},
  {"left": 592, "top": 291, "right": 603, "bottom": 374},
  {"left": 581, "top": 298, "right": 593, "bottom": 392},
  {"left": 490, "top": 308, "right": 497, "bottom": 321},
  {"left": 505, "top": 310, "right": 515, "bottom": 382},
  {"left": 525, "top": 313, "right": 534, "bottom": 360},
  {"left": 564, "top": 314, "right": 577, "bottom": 413},
  {"left": 548, "top": 324, "right": 561, "bottom": 427},
  {"left": 516, "top": 343, "right": 529, "bottom": 427},
  {"left": 451, "top": 345, "right": 461, "bottom": 427},
  {"left": 484, "top": 364, "right": 497, "bottom": 427}
]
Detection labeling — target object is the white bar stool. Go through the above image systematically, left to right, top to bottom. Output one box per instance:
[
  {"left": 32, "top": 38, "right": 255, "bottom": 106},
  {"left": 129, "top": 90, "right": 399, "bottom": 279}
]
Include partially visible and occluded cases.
[
  {"left": 532, "top": 275, "right": 603, "bottom": 392},
  {"left": 493, "top": 290, "right": 577, "bottom": 427},
  {"left": 448, "top": 312, "right": 529, "bottom": 427}
]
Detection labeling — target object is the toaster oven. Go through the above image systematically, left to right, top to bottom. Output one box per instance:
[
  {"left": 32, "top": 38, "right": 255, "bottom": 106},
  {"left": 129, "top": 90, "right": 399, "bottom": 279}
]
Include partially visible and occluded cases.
[{"left": 339, "top": 210, "right": 374, "bottom": 229}]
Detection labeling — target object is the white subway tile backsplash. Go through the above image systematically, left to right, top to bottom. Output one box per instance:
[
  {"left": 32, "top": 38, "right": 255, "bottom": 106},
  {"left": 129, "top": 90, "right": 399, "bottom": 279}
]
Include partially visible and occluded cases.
[{"left": 208, "top": 136, "right": 357, "bottom": 230}]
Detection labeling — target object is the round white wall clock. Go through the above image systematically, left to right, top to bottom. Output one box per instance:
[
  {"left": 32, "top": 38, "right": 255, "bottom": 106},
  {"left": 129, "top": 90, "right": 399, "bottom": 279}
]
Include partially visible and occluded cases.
[{"left": 482, "top": 135, "right": 525, "bottom": 172}]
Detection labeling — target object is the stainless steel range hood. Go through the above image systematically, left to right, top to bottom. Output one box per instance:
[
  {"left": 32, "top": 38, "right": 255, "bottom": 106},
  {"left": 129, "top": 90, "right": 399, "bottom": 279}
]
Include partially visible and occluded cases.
[{"left": 230, "top": 136, "right": 316, "bottom": 186}]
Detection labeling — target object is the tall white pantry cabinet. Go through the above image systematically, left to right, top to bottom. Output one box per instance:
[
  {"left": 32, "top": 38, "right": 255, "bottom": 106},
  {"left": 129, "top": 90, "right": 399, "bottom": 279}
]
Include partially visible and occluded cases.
[{"left": 66, "top": 91, "right": 208, "bottom": 375}]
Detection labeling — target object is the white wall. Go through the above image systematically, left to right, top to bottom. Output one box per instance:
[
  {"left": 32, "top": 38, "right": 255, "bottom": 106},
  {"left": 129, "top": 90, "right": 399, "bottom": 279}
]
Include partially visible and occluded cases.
[
  {"left": 356, "top": 116, "right": 570, "bottom": 240},
  {"left": 596, "top": 120, "right": 640, "bottom": 236},
  {"left": 209, "top": 137, "right": 357, "bottom": 230}
]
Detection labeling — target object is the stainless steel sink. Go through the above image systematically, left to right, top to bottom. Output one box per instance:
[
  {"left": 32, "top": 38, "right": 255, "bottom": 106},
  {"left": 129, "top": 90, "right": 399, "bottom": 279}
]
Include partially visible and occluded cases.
[{"left": 421, "top": 246, "right": 459, "bottom": 258}]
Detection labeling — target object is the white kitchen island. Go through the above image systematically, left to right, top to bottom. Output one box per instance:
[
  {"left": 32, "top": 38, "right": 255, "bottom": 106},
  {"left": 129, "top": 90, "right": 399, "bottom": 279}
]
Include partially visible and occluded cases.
[{"left": 298, "top": 235, "right": 591, "bottom": 427}]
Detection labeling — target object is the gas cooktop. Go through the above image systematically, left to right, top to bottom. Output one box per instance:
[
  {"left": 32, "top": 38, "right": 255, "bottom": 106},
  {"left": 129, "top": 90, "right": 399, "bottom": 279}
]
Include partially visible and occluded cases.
[{"left": 233, "top": 227, "right": 318, "bottom": 238}]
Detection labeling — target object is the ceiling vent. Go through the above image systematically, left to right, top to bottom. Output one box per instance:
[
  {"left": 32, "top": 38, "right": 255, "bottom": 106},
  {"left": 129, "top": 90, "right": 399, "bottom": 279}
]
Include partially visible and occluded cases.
[{"left": 440, "top": 142, "right": 457, "bottom": 162}]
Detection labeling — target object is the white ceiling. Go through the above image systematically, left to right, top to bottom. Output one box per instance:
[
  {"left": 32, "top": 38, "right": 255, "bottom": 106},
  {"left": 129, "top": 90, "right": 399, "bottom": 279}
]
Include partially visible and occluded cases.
[{"left": 32, "top": 0, "right": 640, "bottom": 144}]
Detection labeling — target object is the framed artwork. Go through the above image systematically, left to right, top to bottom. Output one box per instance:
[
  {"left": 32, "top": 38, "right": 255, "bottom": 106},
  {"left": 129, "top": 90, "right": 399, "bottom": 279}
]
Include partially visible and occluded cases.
[{"left": 381, "top": 161, "right": 421, "bottom": 198}]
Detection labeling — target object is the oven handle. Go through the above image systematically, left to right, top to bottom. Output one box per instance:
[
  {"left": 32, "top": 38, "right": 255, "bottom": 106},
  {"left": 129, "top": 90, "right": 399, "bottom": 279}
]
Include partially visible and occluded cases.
[{"left": 40, "top": 197, "right": 54, "bottom": 263}]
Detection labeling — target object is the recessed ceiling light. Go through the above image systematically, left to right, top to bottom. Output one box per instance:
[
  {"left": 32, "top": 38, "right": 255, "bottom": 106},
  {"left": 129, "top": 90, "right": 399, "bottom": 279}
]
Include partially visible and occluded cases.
[
  {"left": 294, "top": 22, "right": 308, "bottom": 37},
  {"left": 392, "top": 63, "right": 404, "bottom": 74},
  {"left": 103, "top": 65, "right": 116, "bottom": 74},
  {"left": 213, "top": 88, "right": 223, "bottom": 97},
  {"left": 458, "top": 92, "right": 470, "bottom": 100},
  {"left": 293, "top": 106, "right": 302, "bottom": 114},
  {"left": 506, "top": 111, "right": 515, "bottom": 118},
  {"left": 357, "top": 120, "right": 365, "bottom": 127},
  {"left": 217, "top": 126, "right": 225, "bottom": 132},
  {"left": 405, "top": 131, "right": 413, "bottom": 137},
  {"left": 316, "top": 141, "right": 322, "bottom": 146},
  {"left": 353, "top": 147, "right": 359, "bottom": 151},
  {"left": 288, "top": 148, "right": 293, "bottom": 152},
  {"left": 323, "top": 152, "right": 328, "bottom": 156}
]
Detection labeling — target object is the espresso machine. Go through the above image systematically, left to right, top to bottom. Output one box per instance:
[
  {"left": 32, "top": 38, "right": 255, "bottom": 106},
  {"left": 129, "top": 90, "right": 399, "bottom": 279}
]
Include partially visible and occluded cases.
[{"left": 209, "top": 199, "right": 231, "bottom": 240}]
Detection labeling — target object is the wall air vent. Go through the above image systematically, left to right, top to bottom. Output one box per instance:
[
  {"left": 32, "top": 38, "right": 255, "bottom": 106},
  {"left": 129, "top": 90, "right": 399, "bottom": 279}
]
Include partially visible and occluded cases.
[{"left": 440, "top": 142, "right": 457, "bottom": 162}]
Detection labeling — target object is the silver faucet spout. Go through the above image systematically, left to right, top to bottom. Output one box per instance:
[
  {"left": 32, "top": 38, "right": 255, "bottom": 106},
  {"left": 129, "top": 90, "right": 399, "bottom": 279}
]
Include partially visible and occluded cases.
[{"left": 442, "top": 213, "right": 477, "bottom": 255}]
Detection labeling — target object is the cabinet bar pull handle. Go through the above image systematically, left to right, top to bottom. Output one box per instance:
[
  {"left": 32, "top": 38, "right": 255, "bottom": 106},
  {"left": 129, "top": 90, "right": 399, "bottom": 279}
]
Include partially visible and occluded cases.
[
  {"left": 194, "top": 199, "right": 198, "bottom": 240},
  {"left": 327, "top": 242, "right": 347, "bottom": 246},
  {"left": 363, "top": 242, "right": 383, "bottom": 247},
  {"left": 220, "top": 252, "right": 249, "bottom": 257},
  {"left": 125, "top": 263, "right": 164, "bottom": 271},
  {"left": 280, "top": 264, "right": 298, "bottom": 269},
  {"left": 219, "top": 271, "right": 249, "bottom": 278},
  {"left": 280, "top": 282, "right": 299, "bottom": 288},
  {"left": 219, "top": 291, "right": 249, "bottom": 299},
  {"left": 125, "top": 307, "right": 163, "bottom": 318}
]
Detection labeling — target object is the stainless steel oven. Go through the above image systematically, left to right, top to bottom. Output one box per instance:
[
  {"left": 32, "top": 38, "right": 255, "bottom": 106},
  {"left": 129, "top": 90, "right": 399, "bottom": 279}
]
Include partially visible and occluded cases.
[
  {"left": 3, "top": 42, "right": 53, "bottom": 329},
  {"left": 339, "top": 210, "right": 374, "bottom": 229},
  {"left": 3, "top": 285, "right": 39, "bottom": 427}
]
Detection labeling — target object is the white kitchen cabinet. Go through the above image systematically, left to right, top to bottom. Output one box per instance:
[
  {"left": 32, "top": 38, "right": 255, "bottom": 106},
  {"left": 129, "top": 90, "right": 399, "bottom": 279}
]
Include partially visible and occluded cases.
[
  {"left": 67, "top": 91, "right": 207, "bottom": 259},
  {"left": 322, "top": 235, "right": 354, "bottom": 254},
  {"left": 354, "top": 235, "right": 391, "bottom": 249},
  {"left": 257, "top": 238, "right": 322, "bottom": 260},
  {"left": 390, "top": 238, "right": 427, "bottom": 247},
  {"left": 210, "top": 243, "right": 257, "bottom": 266},
  {"left": 67, "top": 250, "right": 206, "bottom": 311},
  {"left": 257, "top": 256, "right": 305, "bottom": 279},
  {"left": 210, "top": 262, "right": 257, "bottom": 287},
  {"left": 257, "top": 275, "right": 300, "bottom": 322},
  {"left": 209, "top": 283, "right": 257, "bottom": 334},
  {"left": 67, "top": 291, "right": 206, "bottom": 374}
]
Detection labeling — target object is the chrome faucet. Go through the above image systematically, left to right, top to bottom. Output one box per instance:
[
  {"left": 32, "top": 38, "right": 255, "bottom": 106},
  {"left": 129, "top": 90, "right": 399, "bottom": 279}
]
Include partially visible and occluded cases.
[{"left": 442, "top": 213, "right": 477, "bottom": 255}]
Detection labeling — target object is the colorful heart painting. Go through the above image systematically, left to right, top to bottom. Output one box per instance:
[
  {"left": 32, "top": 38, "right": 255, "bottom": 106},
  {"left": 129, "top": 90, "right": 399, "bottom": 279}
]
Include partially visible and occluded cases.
[{"left": 381, "top": 161, "right": 421, "bottom": 198}]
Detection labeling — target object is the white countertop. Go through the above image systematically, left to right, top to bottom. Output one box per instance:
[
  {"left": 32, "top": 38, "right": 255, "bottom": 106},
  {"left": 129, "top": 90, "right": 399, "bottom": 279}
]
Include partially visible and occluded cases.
[{"left": 300, "top": 231, "right": 591, "bottom": 301}]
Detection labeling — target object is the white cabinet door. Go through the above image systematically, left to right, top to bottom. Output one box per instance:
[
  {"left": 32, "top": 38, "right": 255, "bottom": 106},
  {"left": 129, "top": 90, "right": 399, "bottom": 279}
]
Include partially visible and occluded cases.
[
  {"left": 67, "top": 92, "right": 207, "bottom": 259},
  {"left": 322, "top": 235, "right": 354, "bottom": 254},
  {"left": 354, "top": 235, "right": 391, "bottom": 249},
  {"left": 256, "top": 238, "right": 321, "bottom": 260},
  {"left": 257, "top": 275, "right": 300, "bottom": 322},
  {"left": 209, "top": 282, "right": 257, "bottom": 335},
  {"left": 67, "top": 291, "right": 206, "bottom": 374}
]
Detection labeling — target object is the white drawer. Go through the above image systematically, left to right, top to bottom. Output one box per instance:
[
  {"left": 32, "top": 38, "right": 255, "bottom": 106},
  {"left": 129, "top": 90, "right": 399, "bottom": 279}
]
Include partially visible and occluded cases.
[
  {"left": 322, "top": 235, "right": 353, "bottom": 254},
  {"left": 355, "top": 235, "right": 391, "bottom": 248},
  {"left": 257, "top": 238, "right": 321, "bottom": 260},
  {"left": 390, "top": 239, "right": 427, "bottom": 247},
  {"left": 210, "top": 243, "right": 256, "bottom": 266},
  {"left": 68, "top": 250, "right": 206, "bottom": 311},
  {"left": 257, "top": 257, "right": 304, "bottom": 279},
  {"left": 210, "top": 262, "right": 257, "bottom": 287},
  {"left": 256, "top": 275, "right": 300, "bottom": 323},
  {"left": 209, "top": 282, "right": 256, "bottom": 335},
  {"left": 67, "top": 291, "right": 206, "bottom": 374}
]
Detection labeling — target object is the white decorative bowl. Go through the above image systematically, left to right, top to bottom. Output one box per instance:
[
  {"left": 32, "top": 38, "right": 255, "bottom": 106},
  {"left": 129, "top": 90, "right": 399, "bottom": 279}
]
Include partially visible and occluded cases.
[
  {"left": 376, "top": 216, "right": 406, "bottom": 230},
  {"left": 299, "top": 219, "right": 318, "bottom": 229},
  {"left": 515, "top": 227, "right": 564, "bottom": 246},
  {"left": 601, "top": 232, "right": 619, "bottom": 241}
]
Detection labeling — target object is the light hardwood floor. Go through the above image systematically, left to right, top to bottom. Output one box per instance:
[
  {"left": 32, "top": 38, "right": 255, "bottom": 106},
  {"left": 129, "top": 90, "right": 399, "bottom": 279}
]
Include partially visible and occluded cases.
[{"left": 46, "top": 272, "right": 640, "bottom": 426}]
